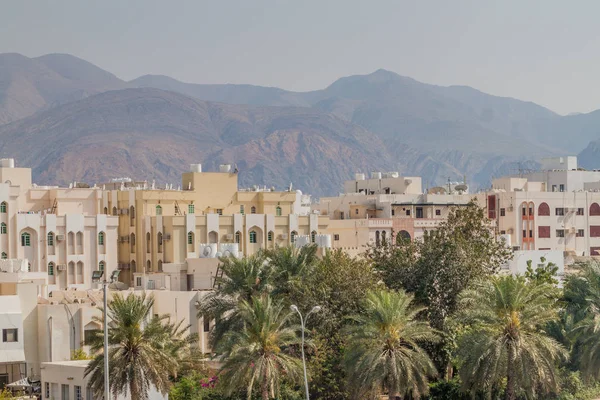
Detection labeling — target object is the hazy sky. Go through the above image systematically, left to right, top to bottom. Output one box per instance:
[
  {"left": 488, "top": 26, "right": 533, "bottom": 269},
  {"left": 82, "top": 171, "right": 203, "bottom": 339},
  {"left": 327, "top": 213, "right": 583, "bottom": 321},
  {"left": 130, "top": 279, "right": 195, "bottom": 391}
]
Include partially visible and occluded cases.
[{"left": 1, "top": 0, "right": 599, "bottom": 115}]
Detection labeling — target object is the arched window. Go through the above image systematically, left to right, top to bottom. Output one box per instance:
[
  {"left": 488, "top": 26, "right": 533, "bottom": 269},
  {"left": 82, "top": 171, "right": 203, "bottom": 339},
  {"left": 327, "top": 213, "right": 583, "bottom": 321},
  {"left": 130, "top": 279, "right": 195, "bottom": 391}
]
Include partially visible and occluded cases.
[
  {"left": 0, "top": 201, "right": 7, "bottom": 213},
  {"left": 528, "top": 202, "right": 534, "bottom": 216},
  {"left": 538, "top": 202, "right": 550, "bottom": 216},
  {"left": 591, "top": 203, "right": 600, "bottom": 216},
  {"left": 188, "top": 204, "right": 195, "bottom": 214},
  {"left": 156, "top": 205, "right": 162, "bottom": 216},
  {"left": 240, "top": 205, "right": 245, "bottom": 215},
  {"left": 130, "top": 206, "right": 135, "bottom": 226},
  {"left": 251, "top": 206, "right": 256, "bottom": 214},
  {"left": 276, "top": 206, "right": 282, "bottom": 216},
  {"left": 103, "top": 207, "right": 108, "bottom": 214},
  {"left": 112, "top": 207, "right": 117, "bottom": 216},
  {"left": 0, "top": 223, "right": 6, "bottom": 234},
  {"left": 249, "top": 230, "right": 257, "bottom": 244},
  {"left": 311, "top": 230, "right": 317, "bottom": 243},
  {"left": 381, "top": 230, "right": 387, "bottom": 244},
  {"left": 397, "top": 230, "right": 411, "bottom": 243},
  {"left": 188, "top": 231, "right": 194, "bottom": 245},
  {"left": 235, "top": 231, "right": 241, "bottom": 244},
  {"left": 268, "top": 231, "right": 274, "bottom": 242},
  {"left": 291, "top": 231, "right": 297, "bottom": 243},
  {"left": 375, "top": 231, "right": 380, "bottom": 246},
  {"left": 21, "top": 232, "right": 31, "bottom": 247},
  {"left": 47, "top": 232, "right": 54, "bottom": 246},
  {"left": 98, "top": 232, "right": 105, "bottom": 245},
  {"left": 146, "top": 232, "right": 151, "bottom": 253},
  {"left": 157, "top": 232, "right": 163, "bottom": 253},
  {"left": 130, "top": 233, "right": 136, "bottom": 253},
  {"left": 1, "top": 252, "right": 6, "bottom": 259},
  {"left": 131, "top": 260, "right": 136, "bottom": 272},
  {"left": 146, "top": 260, "right": 151, "bottom": 272},
  {"left": 158, "top": 260, "right": 163, "bottom": 272},
  {"left": 98, "top": 261, "right": 105, "bottom": 272},
  {"left": 48, "top": 262, "right": 54, "bottom": 276},
  {"left": 27, "top": 263, "right": 31, "bottom": 272}
]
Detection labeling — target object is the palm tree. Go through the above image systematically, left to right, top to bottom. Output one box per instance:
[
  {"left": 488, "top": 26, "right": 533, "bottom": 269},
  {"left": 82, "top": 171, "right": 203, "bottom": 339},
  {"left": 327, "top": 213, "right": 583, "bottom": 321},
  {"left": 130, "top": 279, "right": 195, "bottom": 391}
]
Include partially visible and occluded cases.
[
  {"left": 265, "top": 244, "right": 318, "bottom": 298},
  {"left": 198, "top": 253, "right": 271, "bottom": 349},
  {"left": 456, "top": 275, "right": 567, "bottom": 400},
  {"left": 344, "top": 289, "right": 438, "bottom": 400},
  {"left": 85, "top": 292, "right": 198, "bottom": 400},
  {"left": 218, "top": 294, "right": 302, "bottom": 400}
]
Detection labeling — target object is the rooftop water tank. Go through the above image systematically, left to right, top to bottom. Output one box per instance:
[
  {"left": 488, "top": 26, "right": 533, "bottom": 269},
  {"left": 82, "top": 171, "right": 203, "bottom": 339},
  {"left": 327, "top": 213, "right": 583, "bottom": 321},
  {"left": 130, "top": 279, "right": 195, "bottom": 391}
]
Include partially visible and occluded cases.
[
  {"left": 0, "top": 158, "right": 15, "bottom": 168},
  {"left": 190, "top": 164, "right": 202, "bottom": 173},
  {"left": 219, "top": 164, "right": 232, "bottom": 173},
  {"left": 371, "top": 172, "right": 382, "bottom": 179},
  {"left": 355, "top": 173, "right": 366, "bottom": 181}
]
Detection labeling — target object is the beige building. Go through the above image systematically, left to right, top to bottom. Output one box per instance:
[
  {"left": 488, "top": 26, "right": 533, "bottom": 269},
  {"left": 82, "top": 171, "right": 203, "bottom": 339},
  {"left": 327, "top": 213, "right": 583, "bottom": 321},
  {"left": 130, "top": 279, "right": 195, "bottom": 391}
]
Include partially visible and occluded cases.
[
  {"left": 0, "top": 159, "right": 119, "bottom": 292},
  {"left": 102, "top": 164, "right": 330, "bottom": 286}
]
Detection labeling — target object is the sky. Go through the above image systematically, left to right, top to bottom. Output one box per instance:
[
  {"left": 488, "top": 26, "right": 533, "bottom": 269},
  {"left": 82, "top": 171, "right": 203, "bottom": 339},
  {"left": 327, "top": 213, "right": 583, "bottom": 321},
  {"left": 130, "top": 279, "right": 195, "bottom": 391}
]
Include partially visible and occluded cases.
[{"left": 1, "top": 0, "right": 599, "bottom": 115}]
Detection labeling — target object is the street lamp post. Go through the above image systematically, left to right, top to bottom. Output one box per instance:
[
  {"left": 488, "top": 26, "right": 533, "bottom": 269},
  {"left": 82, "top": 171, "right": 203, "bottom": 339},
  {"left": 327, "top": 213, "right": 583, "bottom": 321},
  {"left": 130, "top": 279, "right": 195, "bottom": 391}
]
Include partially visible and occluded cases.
[
  {"left": 93, "top": 269, "right": 119, "bottom": 400},
  {"left": 290, "top": 305, "right": 321, "bottom": 400}
]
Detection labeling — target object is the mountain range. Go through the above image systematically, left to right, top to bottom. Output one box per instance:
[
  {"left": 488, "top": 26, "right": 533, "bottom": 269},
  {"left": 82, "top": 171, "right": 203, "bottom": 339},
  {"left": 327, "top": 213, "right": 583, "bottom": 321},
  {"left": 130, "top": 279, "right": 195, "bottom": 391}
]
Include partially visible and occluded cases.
[{"left": 2, "top": 53, "right": 600, "bottom": 196}]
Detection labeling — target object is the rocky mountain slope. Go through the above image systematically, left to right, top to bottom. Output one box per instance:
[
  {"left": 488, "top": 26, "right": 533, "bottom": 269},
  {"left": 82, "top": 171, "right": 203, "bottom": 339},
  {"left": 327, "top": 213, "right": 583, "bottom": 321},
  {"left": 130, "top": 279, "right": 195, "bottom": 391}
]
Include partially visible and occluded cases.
[{"left": 4, "top": 52, "right": 600, "bottom": 195}]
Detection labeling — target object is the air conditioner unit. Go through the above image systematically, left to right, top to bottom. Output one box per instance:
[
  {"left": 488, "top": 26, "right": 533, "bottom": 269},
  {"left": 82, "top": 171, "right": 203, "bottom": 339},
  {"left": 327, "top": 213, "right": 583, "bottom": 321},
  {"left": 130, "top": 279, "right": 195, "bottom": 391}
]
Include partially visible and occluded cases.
[
  {"left": 507, "top": 206, "right": 514, "bottom": 212},
  {"left": 279, "top": 233, "right": 288, "bottom": 240},
  {"left": 56, "top": 234, "right": 65, "bottom": 241},
  {"left": 163, "top": 234, "right": 171, "bottom": 240},
  {"left": 225, "top": 234, "right": 233, "bottom": 240},
  {"left": 57, "top": 264, "right": 67, "bottom": 271}
]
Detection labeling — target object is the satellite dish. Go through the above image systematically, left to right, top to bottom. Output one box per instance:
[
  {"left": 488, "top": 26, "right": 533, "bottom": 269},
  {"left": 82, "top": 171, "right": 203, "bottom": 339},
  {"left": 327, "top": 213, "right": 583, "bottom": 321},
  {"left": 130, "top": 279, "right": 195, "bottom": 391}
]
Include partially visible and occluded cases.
[
  {"left": 455, "top": 184, "right": 468, "bottom": 192},
  {"left": 202, "top": 247, "right": 211, "bottom": 257}
]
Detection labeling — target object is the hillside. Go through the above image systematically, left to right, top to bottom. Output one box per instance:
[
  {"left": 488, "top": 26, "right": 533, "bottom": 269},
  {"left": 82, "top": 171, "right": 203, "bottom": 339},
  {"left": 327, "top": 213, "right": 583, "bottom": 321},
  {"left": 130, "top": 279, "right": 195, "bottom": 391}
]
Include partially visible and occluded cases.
[
  {"left": 0, "top": 53, "right": 126, "bottom": 124},
  {"left": 0, "top": 88, "right": 395, "bottom": 195}
]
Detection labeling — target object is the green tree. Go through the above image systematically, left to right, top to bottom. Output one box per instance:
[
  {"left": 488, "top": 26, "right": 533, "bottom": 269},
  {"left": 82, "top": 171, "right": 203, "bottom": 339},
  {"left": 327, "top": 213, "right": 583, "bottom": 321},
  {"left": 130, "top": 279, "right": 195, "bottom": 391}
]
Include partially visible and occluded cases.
[
  {"left": 264, "top": 244, "right": 318, "bottom": 298},
  {"left": 525, "top": 256, "right": 560, "bottom": 286},
  {"left": 456, "top": 275, "right": 567, "bottom": 400},
  {"left": 344, "top": 289, "right": 438, "bottom": 400},
  {"left": 85, "top": 292, "right": 198, "bottom": 400},
  {"left": 218, "top": 294, "right": 302, "bottom": 400}
]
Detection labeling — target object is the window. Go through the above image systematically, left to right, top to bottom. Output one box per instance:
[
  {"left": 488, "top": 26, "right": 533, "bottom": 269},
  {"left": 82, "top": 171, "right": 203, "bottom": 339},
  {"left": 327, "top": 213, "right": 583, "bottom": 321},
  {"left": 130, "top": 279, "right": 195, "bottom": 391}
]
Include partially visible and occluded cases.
[
  {"left": 560, "top": 184, "right": 565, "bottom": 192},
  {"left": 552, "top": 185, "right": 557, "bottom": 192},
  {"left": 0, "top": 202, "right": 6, "bottom": 213},
  {"left": 538, "top": 203, "right": 550, "bottom": 216},
  {"left": 591, "top": 203, "right": 600, "bottom": 216},
  {"left": 188, "top": 204, "right": 195, "bottom": 214},
  {"left": 156, "top": 205, "right": 162, "bottom": 215},
  {"left": 240, "top": 205, "right": 245, "bottom": 215},
  {"left": 112, "top": 206, "right": 117, "bottom": 216},
  {"left": 130, "top": 206, "right": 135, "bottom": 226},
  {"left": 250, "top": 206, "right": 256, "bottom": 214},
  {"left": 275, "top": 206, "right": 282, "bottom": 216},
  {"left": 528, "top": 206, "right": 533, "bottom": 216},
  {"left": 104, "top": 207, "right": 108, "bottom": 214},
  {"left": 416, "top": 207, "right": 424, "bottom": 219},
  {"left": 522, "top": 207, "right": 527, "bottom": 216},
  {"left": 499, "top": 208, "right": 506, "bottom": 217},
  {"left": 555, "top": 208, "right": 565, "bottom": 216},
  {"left": 577, "top": 208, "right": 584, "bottom": 216},
  {"left": 216, "top": 209, "right": 223, "bottom": 216},
  {"left": 355, "top": 209, "right": 359, "bottom": 215},
  {"left": 391, "top": 209, "right": 395, "bottom": 216},
  {"left": 405, "top": 209, "right": 411, "bottom": 216},
  {"left": 436, "top": 209, "right": 441, "bottom": 216},
  {"left": 0, "top": 223, "right": 5, "bottom": 234},
  {"left": 538, "top": 226, "right": 551, "bottom": 238},
  {"left": 522, "top": 229, "right": 527, "bottom": 238},
  {"left": 556, "top": 229, "right": 565, "bottom": 238},
  {"left": 577, "top": 229, "right": 585, "bottom": 237},
  {"left": 249, "top": 230, "right": 257, "bottom": 244},
  {"left": 500, "top": 230, "right": 506, "bottom": 235},
  {"left": 98, "top": 231, "right": 105, "bottom": 245},
  {"left": 188, "top": 231, "right": 194, "bottom": 245},
  {"left": 235, "top": 231, "right": 241, "bottom": 244},
  {"left": 267, "top": 231, "right": 273, "bottom": 242},
  {"left": 291, "top": 231, "right": 297, "bottom": 243},
  {"left": 311, "top": 231, "right": 317, "bottom": 243},
  {"left": 375, "top": 231, "right": 381, "bottom": 246},
  {"left": 21, "top": 232, "right": 30, "bottom": 246},
  {"left": 47, "top": 232, "right": 54, "bottom": 245},
  {"left": 157, "top": 232, "right": 163, "bottom": 253},
  {"left": 130, "top": 233, "right": 136, "bottom": 252},
  {"left": 334, "top": 234, "right": 340, "bottom": 241},
  {"left": 1, "top": 252, "right": 6, "bottom": 259},
  {"left": 98, "top": 261, "right": 105, "bottom": 272},
  {"left": 48, "top": 263, "right": 54, "bottom": 276},
  {"left": 136, "top": 277, "right": 142, "bottom": 287},
  {"left": 203, "top": 316, "right": 210, "bottom": 332},
  {"left": 2, "top": 328, "right": 17, "bottom": 342},
  {"left": 45, "top": 382, "right": 50, "bottom": 399},
  {"left": 61, "top": 384, "right": 69, "bottom": 400},
  {"left": 75, "top": 385, "right": 82, "bottom": 400}
]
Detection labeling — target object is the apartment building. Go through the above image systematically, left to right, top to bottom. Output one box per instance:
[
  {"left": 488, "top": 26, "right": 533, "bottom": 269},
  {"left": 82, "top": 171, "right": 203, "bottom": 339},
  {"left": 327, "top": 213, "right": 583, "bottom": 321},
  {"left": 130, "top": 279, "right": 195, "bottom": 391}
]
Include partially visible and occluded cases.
[
  {"left": 486, "top": 156, "right": 600, "bottom": 256},
  {"left": 0, "top": 159, "right": 119, "bottom": 292},
  {"left": 101, "top": 164, "right": 330, "bottom": 285},
  {"left": 315, "top": 172, "right": 474, "bottom": 255}
]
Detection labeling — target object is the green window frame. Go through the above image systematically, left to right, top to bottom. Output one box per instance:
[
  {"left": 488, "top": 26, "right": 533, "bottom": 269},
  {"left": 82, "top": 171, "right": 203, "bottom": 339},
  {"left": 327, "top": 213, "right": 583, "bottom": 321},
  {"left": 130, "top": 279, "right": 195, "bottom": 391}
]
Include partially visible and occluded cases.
[
  {"left": 0, "top": 202, "right": 6, "bottom": 213},
  {"left": 188, "top": 204, "right": 195, "bottom": 214},
  {"left": 156, "top": 205, "right": 162, "bottom": 215},
  {"left": 240, "top": 205, "right": 245, "bottom": 215},
  {"left": 276, "top": 206, "right": 282, "bottom": 216},
  {"left": 0, "top": 223, "right": 6, "bottom": 234},
  {"left": 249, "top": 230, "right": 257, "bottom": 244},
  {"left": 188, "top": 231, "right": 194, "bottom": 245},
  {"left": 268, "top": 231, "right": 273, "bottom": 241},
  {"left": 291, "top": 231, "right": 297, "bottom": 243},
  {"left": 311, "top": 231, "right": 317, "bottom": 243},
  {"left": 21, "top": 232, "right": 30, "bottom": 247},
  {"left": 47, "top": 232, "right": 54, "bottom": 245},
  {"left": 98, "top": 232, "right": 105, "bottom": 245},
  {"left": 1, "top": 252, "right": 6, "bottom": 259},
  {"left": 99, "top": 261, "right": 105, "bottom": 272},
  {"left": 48, "top": 263, "right": 54, "bottom": 276}
]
